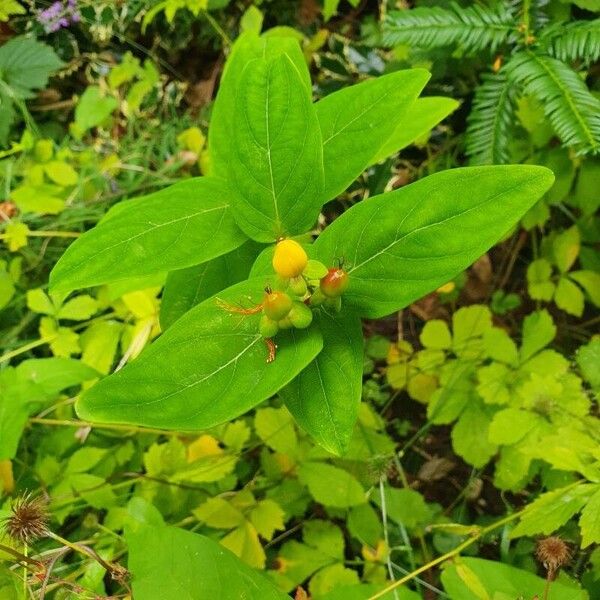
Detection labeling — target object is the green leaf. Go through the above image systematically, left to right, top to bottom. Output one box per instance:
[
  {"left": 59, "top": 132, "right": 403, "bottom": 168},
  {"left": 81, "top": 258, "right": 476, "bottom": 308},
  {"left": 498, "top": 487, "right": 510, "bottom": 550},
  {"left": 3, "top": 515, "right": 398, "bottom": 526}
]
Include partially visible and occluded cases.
[
  {"left": 0, "top": 0, "right": 26, "bottom": 21},
  {"left": 383, "top": 3, "right": 514, "bottom": 52},
  {"left": 210, "top": 33, "right": 310, "bottom": 180},
  {"left": 0, "top": 36, "right": 63, "bottom": 98},
  {"left": 507, "top": 51, "right": 600, "bottom": 155},
  {"left": 226, "top": 52, "right": 323, "bottom": 241},
  {"left": 316, "top": 69, "right": 429, "bottom": 201},
  {"left": 73, "top": 86, "right": 118, "bottom": 133},
  {"left": 371, "top": 96, "right": 459, "bottom": 165},
  {"left": 314, "top": 166, "right": 554, "bottom": 318},
  {"left": 50, "top": 178, "right": 246, "bottom": 293},
  {"left": 553, "top": 226, "right": 580, "bottom": 273},
  {"left": 160, "top": 241, "right": 260, "bottom": 329},
  {"left": 527, "top": 258, "right": 555, "bottom": 301},
  {"left": 570, "top": 270, "right": 600, "bottom": 307},
  {"left": 555, "top": 276, "right": 585, "bottom": 316},
  {"left": 76, "top": 279, "right": 323, "bottom": 429},
  {"left": 57, "top": 295, "right": 98, "bottom": 321},
  {"left": 520, "top": 310, "right": 555, "bottom": 362},
  {"left": 280, "top": 311, "right": 363, "bottom": 456},
  {"left": 420, "top": 320, "right": 452, "bottom": 350},
  {"left": 482, "top": 328, "right": 518, "bottom": 365},
  {"left": 577, "top": 338, "right": 600, "bottom": 390},
  {"left": 451, "top": 402, "right": 497, "bottom": 468},
  {"left": 254, "top": 406, "right": 297, "bottom": 456},
  {"left": 488, "top": 408, "right": 540, "bottom": 445},
  {"left": 298, "top": 462, "right": 365, "bottom": 507},
  {"left": 512, "top": 483, "right": 596, "bottom": 538},
  {"left": 374, "top": 487, "right": 432, "bottom": 529},
  {"left": 580, "top": 487, "right": 600, "bottom": 548},
  {"left": 194, "top": 497, "right": 245, "bottom": 529},
  {"left": 249, "top": 499, "right": 285, "bottom": 540},
  {"left": 220, "top": 521, "right": 265, "bottom": 568},
  {"left": 127, "top": 524, "right": 288, "bottom": 599},
  {"left": 442, "top": 557, "right": 588, "bottom": 600},
  {"left": 0, "top": 565, "right": 20, "bottom": 600}
]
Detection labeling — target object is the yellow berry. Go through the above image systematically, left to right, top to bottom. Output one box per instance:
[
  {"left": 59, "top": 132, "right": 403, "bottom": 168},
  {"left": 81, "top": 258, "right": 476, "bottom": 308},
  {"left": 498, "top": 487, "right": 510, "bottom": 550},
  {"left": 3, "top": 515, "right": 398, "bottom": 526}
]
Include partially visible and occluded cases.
[{"left": 272, "top": 239, "right": 308, "bottom": 279}]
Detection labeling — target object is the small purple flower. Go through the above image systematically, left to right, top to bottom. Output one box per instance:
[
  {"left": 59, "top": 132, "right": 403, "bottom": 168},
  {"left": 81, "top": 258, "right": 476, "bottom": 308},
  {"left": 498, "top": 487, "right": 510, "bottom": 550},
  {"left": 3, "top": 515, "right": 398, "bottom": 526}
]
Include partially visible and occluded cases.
[{"left": 37, "top": 0, "right": 81, "bottom": 33}]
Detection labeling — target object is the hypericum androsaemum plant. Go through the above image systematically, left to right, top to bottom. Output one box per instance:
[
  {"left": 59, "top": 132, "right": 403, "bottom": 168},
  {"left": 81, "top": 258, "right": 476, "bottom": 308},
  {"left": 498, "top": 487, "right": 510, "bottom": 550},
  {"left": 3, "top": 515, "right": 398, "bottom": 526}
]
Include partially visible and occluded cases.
[{"left": 49, "top": 31, "right": 554, "bottom": 456}]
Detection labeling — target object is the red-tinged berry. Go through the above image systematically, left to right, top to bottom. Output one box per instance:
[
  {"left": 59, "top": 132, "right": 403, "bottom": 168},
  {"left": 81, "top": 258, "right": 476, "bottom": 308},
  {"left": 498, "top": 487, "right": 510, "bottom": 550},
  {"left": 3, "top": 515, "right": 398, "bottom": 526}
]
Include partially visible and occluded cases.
[
  {"left": 320, "top": 268, "right": 349, "bottom": 298},
  {"left": 263, "top": 289, "right": 293, "bottom": 320}
]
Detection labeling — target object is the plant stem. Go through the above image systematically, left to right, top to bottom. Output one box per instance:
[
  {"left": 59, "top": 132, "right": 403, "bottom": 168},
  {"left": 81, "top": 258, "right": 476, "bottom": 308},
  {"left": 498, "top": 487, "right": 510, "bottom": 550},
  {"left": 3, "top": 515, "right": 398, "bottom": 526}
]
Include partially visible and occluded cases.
[
  {"left": 0, "top": 231, "right": 80, "bottom": 240},
  {"left": 0, "top": 338, "right": 51, "bottom": 364},
  {"left": 28, "top": 417, "right": 192, "bottom": 437},
  {"left": 367, "top": 511, "right": 522, "bottom": 599}
]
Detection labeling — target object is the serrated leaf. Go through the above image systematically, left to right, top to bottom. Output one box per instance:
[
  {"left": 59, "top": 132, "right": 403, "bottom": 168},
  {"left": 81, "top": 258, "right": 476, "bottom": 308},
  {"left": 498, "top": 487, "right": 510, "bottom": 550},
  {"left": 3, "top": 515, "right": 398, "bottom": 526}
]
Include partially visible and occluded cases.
[
  {"left": 0, "top": 36, "right": 63, "bottom": 98},
  {"left": 316, "top": 69, "right": 429, "bottom": 202},
  {"left": 314, "top": 166, "right": 554, "bottom": 318},
  {"left": 50, "top": 178, "right": 246, "bottom": 293},
  {"left": 553, "top": 226, "right": 580, "bottom": 273},
  {"left": 527, "top": 258, "right": 555, "bottom": 301},
  {"left": 570, "top": 270, "right": 600, "bottom": 307},
  {"left": 555, "top": 276, "right": 584, "bottom": 316},
  {"left": 76, "top": 279, "right": 323, "bottom": 430},
  {"left": 520, "top": 310, "right": 555, "bottom": 362},
  {"left": 280, "top": 311, "right": 363, "bottom": 456},
  {"left": 420, "top": 319, "right": 451, "bottom": 350},
  {"left": 482, "top": 328, "right": 518, "bottom": 365},
  {"left": 451, "top": 402, "right": 497, "bottom": 468},
  {"left": 254, "top": 406, "right": 297, "bottom": 456},
  {"left": 488, "top": 408, "right": 540, "bottom": 445},
  {"left": 298, "top": 462, "right": 365, "bottom": 507},
  {"left": 512, "top": 483, "right": 596, "bottom": 538},
  {"left": 579, "top": 487, "right": 600, "bottom": 548},
  {"left": 194, "top": 497, "right": 245, "bottom": 529},
  {"left": 249, "top": 499, "right": 285, "bottom": 540},
  {"left": 221, "top": 521, "right": 265, "bottom": 568}
]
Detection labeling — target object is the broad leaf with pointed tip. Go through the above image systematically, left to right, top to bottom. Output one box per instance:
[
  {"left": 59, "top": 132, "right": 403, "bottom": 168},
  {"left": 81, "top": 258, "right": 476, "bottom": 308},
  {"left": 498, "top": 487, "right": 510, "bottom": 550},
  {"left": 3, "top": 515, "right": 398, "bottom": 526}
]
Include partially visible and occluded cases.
[
  {"left": 226, "top": 51, "right": 324, "bottom": 241},
  {"left": 316, "top": 69, "right": 430, "bottom": 202},
  {"left": 369, "top": 96, "right": 459, "bottom": 165},
  {"left": 314, "top": 166, "right": 555, "bottom": 318},
  {"left": 50, "top": 177, "right": 246, "bottom": 293},
  {"left": 77, "top": 279, "right": 323, "bottom": 429},
  {"left": 281, "top": 311, "right": 363, "bottom": 456},
  {"left": 127, "top": 524, "right": 289, "bottom": 600}
]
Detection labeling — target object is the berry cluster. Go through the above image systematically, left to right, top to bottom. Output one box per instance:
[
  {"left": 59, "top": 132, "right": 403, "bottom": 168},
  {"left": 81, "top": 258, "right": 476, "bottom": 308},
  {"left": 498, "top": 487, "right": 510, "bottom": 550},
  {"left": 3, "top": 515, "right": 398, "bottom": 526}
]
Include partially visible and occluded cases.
[{"left": 259, "top": 239, "right": 349, "bottom": 340}]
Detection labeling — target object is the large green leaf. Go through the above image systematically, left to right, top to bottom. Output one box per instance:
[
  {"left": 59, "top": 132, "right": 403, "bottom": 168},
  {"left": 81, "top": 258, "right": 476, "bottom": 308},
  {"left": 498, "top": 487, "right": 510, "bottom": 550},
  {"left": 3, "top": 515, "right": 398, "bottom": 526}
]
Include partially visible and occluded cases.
[
  {"left": 209, "top": 32, "right": 311, "bottom": 180},
  {"left": 226, "top": 52, "right": 323, "bottom": 241},
  {"left": 316, "top": 69, "right": 429, "bottom": 202},
  {"left": 369, "top": 96, "right": 459, "bottom": 165},
  {"left": 314, "top": 166, "right": 554, "bottom": 318},
  {"left": 50, "top": 177, "right": 246, "bottom": 293},
  {"left": 160, "top": 241, "right": 261, "bottom": 329},
  {"left": 77, "top": 279, "right": 323, "bottom": 429},
  {"left": 280, "top": 310, "right": 363, "bottom": 456},
  {"left": 127, "top": 524, "right": 289, "bottom": 600},
  {"left": 441, "top": 557, "right": 588, "bottom": 600}
]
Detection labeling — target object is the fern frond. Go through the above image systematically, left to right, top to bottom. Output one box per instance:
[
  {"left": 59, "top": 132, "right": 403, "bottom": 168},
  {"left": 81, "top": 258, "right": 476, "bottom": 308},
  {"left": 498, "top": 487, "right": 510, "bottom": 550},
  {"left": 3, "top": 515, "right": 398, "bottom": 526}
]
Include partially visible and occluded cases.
[
  {"left": 508, "top": 0, "right": 549, "bottom": 36},
  {"left": 382, "top": 2, "right": 514, "bottom": 53},
  {"left": 539, "top": 20, "right": 600, "bottom": 63},
  {"left": 507, "top": 51, "right": 600, "bottom": 155},
  {"left": 465, "top": 68, "right": 516, "bottom": 165}
]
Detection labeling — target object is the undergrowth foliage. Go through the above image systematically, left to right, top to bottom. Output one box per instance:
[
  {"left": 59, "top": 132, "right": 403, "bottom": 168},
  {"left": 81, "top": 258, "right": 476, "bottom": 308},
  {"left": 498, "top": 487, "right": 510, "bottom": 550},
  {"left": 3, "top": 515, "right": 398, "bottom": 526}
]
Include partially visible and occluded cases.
[{"left": 383, "top": 1, "right": 600, "bottom": 163}]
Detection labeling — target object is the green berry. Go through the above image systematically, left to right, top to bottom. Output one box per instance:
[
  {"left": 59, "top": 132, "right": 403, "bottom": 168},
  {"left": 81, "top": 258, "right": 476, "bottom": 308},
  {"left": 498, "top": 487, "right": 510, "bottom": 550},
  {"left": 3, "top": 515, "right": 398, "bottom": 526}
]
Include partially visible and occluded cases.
[
  {"left": 320, "top": 268, "right": 349, "bottom": 298},
  {"left": 289, "top": 276, "right": 307, "bottom": 297},
  {"left": 263, "top": 290, "right": 293, "bottom": 320},
  {"left": 289, "top": 302, "right": 313, "bottom": 329},
  {"left": 259, "top": 315, "right": 279, "bottom": 338},
  {"left": 278, "top": 316, "right": 293, "bottom": 329}
]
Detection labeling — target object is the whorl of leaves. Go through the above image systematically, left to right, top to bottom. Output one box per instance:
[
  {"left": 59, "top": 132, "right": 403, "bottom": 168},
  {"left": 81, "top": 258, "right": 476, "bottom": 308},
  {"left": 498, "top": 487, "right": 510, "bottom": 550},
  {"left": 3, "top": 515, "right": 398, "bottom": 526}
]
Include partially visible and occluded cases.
[
  {"left": 382, "top": 2, "right": 514, "bottom": 53},
  {"left": 506, "top": 51, "right": 600, "bottom": 155},
  {"left": 466, "top": 67, "right": 516, "bottom": 165}
]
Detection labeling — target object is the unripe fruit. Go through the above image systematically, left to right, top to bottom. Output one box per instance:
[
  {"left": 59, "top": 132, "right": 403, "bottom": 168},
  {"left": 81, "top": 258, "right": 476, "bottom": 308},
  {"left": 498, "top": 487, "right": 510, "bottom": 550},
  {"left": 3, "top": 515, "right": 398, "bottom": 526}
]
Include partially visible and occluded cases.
[
  {"left": 272, "top": 239, "right": 308, "bottom": 279},
  {"left": 320, "top": 268, "right": 349, "bottom": 298},
  {"left": 289, "top": 276, "right": 307, "bottom": 297},
  {"left": 308, "top": 288, "right": 326, "bottom": 306},
  {"left": 263, "top": 290, "right": 293, "bottom": 320},
  {"left": 289, "top": 302, "right": 313, "bottom": 329},
  {"left": 259, "top": 315, "right": 279, "bottom": 338},
  {"left": 278, "top": 316, "right": 293, "bottom": 329}
]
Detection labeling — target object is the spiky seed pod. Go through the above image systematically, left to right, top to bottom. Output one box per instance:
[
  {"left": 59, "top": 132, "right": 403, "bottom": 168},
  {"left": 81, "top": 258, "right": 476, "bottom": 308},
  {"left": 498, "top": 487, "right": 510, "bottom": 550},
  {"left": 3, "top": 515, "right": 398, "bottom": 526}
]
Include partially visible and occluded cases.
[
  {"left": 272, "top": 239, "right": 308, "bottom": 279},
  {"left": 3, "top": 493, "right": 49, "bottom": 544},
  {"left": 536, "top": 536, "right": 570, "bottom": 575}
]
